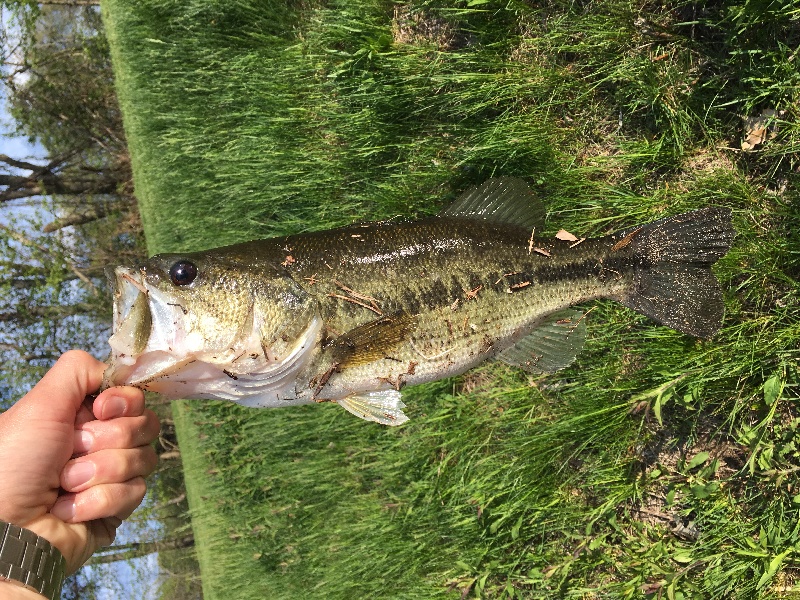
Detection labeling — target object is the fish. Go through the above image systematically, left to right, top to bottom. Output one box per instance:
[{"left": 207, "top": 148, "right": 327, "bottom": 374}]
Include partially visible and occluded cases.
[{"left": 102, "top": 177, "right": 735, "bottom": 425}]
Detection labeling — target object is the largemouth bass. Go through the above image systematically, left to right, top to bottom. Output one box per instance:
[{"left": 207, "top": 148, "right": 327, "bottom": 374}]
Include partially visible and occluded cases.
[{"left": 103, "top": 178, "right": 734, "bottom": 425}]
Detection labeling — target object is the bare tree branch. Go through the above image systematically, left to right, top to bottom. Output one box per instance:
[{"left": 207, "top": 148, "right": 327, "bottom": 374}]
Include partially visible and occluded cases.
[
  {"left": 37, "top": 1, "right": 101, "bottom": 5},
  {"left": 0, "top": 154, "right": 43, "bottom": 171},
  {"left": 42, "top": 204, "right": 111, "bottom": 232},
  {"left": 0, "top": 342, "right": 57, "bottom": 362},
  {"left": 84, "top": 535, "right": 195, "bottom": 566}
]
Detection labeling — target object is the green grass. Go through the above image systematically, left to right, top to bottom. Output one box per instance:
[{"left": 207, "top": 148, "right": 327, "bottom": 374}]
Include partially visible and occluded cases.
[{"left": 102, "top": 0, "right": 800, "bottom": 598}]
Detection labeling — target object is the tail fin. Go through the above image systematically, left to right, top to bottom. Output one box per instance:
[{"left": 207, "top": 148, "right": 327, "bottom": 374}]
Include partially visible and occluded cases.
[{"left": 619, "top": 207, "right": 734, "bottom": 338}]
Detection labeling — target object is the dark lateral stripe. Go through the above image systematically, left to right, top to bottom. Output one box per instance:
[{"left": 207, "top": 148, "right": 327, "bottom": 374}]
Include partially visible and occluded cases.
[
  {"left": 391, "top": 256, "right": 635, "bottom": 314},
  {"left": 530, "top": 256, "right": 633, "bottom": 286}
]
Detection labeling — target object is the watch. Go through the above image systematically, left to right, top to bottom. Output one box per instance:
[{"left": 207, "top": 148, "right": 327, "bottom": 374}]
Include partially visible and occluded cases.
[{"left": 0, "top": 521, "right": 65, "bottom": 600}]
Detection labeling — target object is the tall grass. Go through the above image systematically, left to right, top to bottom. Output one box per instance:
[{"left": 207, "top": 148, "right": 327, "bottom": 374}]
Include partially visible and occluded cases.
[{"left": 103, "top": 0, "right": 800, "bottom": 597}]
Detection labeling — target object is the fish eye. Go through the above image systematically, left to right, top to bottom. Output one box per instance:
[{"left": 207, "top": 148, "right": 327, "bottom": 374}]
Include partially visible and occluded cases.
[{"left": 169, "top": 261, "right": 198, "bottom": 286}]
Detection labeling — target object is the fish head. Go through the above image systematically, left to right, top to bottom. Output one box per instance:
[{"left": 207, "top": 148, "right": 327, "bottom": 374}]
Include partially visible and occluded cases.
[{"left": 103, "top": 251, "right": 320, "bottom": 401}]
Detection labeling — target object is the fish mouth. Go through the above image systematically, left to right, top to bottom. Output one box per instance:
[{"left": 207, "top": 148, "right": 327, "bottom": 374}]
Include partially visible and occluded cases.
[{"left": 107, "top": 266, "right": 153, "bottom": 364}]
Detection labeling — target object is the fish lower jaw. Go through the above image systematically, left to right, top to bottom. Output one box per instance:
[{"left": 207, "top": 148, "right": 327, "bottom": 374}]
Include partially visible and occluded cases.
[
  {"left": 104, "top": 316, "right": 324, "bottom": 407},
  {"left": 109, "top": 353, "right": 310, "bottom": 408}
]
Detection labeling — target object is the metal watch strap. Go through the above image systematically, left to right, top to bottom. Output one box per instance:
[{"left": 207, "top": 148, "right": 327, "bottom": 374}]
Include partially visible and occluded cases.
[{"left": 0, "top": 521, "right": 65, "bottom": 600}]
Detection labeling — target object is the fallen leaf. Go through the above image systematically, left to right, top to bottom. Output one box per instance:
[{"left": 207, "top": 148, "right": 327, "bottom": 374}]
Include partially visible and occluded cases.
[
  {"left": 741, "top": 108, "right": 779, "bottom": 152},
  {"left": 556, "top": 229, "right": 579, "bottom": 242}
]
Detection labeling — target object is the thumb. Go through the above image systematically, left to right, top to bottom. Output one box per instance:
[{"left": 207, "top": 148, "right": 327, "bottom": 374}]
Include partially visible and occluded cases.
[{"left": 17, "top": 350, "right": 107, "bottom": 423}]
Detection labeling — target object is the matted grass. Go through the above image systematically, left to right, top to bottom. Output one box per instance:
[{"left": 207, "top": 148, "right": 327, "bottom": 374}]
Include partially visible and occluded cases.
[{"left": 103, "top": 1, "right": 800, "bottom": 598}]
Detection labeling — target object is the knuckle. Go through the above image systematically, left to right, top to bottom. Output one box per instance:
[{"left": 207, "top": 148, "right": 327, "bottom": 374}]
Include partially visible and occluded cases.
[
  {"left": 59, "top": 349, "right": 90, "bottom": 365},
  {"left": 57, "top": 350, "right": 98, "bottom": 374},
  {"left": 144, "top": 410, "right": 162, "bottom": 441},
  {"left": 115, "top": 416, "right": 148, "bottom": 446},
  {"left": 95, "top": 419, "right": 133, "bottom": 446},
  {"left": 143, "top": 446, "right": 159, "bottom": 474},
  {"left": 124, "top": 447, "right": 158, "bottom": 480},
  {"left": 92, "top": 455, "right": 120, "bottom": 484},
  {"left": 128, "top": 477, "right": 147, "bottom": 505},
  {"left": 91, "top": 484, "right": 117, "bottom": 515}
]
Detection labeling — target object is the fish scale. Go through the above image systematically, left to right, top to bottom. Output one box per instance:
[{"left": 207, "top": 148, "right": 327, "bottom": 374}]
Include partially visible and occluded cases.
[{"left": 275, "top": 218, "right": 634, "bottom": 399}]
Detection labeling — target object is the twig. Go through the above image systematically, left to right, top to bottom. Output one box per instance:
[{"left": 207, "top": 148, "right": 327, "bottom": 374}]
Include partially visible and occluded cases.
[{"left": 327, "top": 293, "right": 382, "bottom": 315}]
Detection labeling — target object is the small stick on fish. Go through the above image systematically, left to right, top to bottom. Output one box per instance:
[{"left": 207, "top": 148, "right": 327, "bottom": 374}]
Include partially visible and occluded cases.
[
  {"left": 611, "top": 226, "right": 643, "bottom": 252},
  {"left": 527, "top": 228, "right": 536, "bottom": 255},
  {"left": 569, "top": 238, "right": 586, "bottom": 248},
  {"left": 533, "top": 247, "right": 551, "bottom": 257},
  {"left": 597, "top": 263, "right": 623, "bottom": 281},
  {"left": 121, "top": 271, "right": 148, "bottom": 294},
  {"left": 495, "top": 271, "right": 520, "bottom": 285},
  {"left": 304, "top": 273, "right": 320, "bottom": 285},
  {"left": 333, "top": 280, "right": 382, "bottom": 312},
  {"left": 465, "top": 285, "right": 482, "bottom": 300},
  {"left": 327, "top": 293, "right": 383, "bottom": 315},
  {"left": 167, "top": 302, "right": 188, "bottom": 315},
  {"left": 556, "top": 306, "right": 596, "bottom": 335},
  {"left": 408, "top": 339, "right": 453, "bottom": 361},
  {"left": 313, "top": 362, "right": 340, "bottom": 400},
  {"left": 378, "top": 375, "right": 402, "bottom": 391}
]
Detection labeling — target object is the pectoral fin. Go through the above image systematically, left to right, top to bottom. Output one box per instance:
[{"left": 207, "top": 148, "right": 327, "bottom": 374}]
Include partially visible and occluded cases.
[
  {"left": 497, "top": 309, "right": 587, "bottom": 374},
  {"left": 331, "top": 312, "right": 417, "bottom": 369},
  {"left": 337, "top": 390, "right": 409, "bottom": 426}
]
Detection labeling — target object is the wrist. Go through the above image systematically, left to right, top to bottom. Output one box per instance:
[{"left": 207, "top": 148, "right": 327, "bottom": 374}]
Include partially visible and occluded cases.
[
  {"left": 0, "top": 521, "right": 65, "bottom": 600},
  {"left": 0, "top": 579, "right": 46, "bottom": 599}
]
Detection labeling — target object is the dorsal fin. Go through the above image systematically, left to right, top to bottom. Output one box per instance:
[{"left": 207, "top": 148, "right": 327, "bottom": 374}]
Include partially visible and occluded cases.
[
  {"left": 439, "top": 177, "right": 546, "bottom": 230},
  {"left": 497, "top": 309, "right": 587, "bottom": 374}
]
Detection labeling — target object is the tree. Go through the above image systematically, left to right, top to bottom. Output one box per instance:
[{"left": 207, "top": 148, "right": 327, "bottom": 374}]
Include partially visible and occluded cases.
[
  {"left": 2, "top": 1, "right": 132, "bottom": 230},
  {"left": 0, "top": 2, "right": 140, "bottom": 392},
  {"left": 0, "top": 5, "right": 203, "bottom": 597},
  {"left": 0, "top": 153, "right": 124, "bottom": 203},
  {"left": 85, "top": 534, "right": 196, "bottom": 567}
]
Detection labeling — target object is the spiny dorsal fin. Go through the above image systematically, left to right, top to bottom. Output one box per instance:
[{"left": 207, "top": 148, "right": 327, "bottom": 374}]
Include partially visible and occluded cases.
[
  {"left": 439, "top": 177, "right": 546, "bottom": 231},
  {"left": 497, "top": 309, "right": 587, "bottom": 374},
  {"left": 331, "top": 312, "right": 417, "bottom": 369},
  {"left": 337, "top": 390, "right": 409, "bottom": 426}
]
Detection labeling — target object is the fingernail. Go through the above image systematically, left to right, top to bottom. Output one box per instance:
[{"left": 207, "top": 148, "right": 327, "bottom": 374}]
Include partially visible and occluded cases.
[
  {"left": 101, "top": 395, "right": 127, "bottom": 420},
  {"left": 73, "top": 430, "right": 94, "bottom": 454},
  {"left": 62, "top": 461, "right": 96, "bottom": 490},
  {"left": 51, "top": 497, "right": 76, "bottom": 522}
]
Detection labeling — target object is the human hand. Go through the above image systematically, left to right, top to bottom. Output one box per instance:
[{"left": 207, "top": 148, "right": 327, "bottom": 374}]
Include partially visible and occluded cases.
[{"left": 0, "top": 350, "right": 160, "bottom": 577}]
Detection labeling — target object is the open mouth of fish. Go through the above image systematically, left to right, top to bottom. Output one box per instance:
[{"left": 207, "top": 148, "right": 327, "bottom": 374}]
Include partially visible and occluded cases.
[{"left": 108, "top": 267, "right": 153, "bottom": 361}]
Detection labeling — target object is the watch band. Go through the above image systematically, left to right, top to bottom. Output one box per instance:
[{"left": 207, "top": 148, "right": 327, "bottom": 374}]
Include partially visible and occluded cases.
[{"left": 0, "top": 521, "right": 65, "bottom": 600}]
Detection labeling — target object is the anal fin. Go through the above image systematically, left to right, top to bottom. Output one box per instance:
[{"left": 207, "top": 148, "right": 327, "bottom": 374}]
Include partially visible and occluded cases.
[
  {"left": 497, "top": 309, "right": 587, "bottom": 374},
  {"left": 337, "top": 390, "right": 409, "bottom": 426}
]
